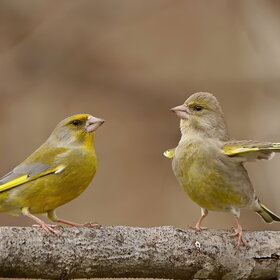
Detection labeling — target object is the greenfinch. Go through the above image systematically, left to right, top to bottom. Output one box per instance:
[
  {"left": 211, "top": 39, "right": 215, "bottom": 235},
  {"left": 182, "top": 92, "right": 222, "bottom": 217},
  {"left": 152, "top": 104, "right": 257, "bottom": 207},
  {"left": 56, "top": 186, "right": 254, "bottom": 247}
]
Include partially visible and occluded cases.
[
  {"left": 165, "top": 92, "right": 280, "bottom": 247},
  {"left": 0, "top": 114, "right": 104, "bottom": 235}
]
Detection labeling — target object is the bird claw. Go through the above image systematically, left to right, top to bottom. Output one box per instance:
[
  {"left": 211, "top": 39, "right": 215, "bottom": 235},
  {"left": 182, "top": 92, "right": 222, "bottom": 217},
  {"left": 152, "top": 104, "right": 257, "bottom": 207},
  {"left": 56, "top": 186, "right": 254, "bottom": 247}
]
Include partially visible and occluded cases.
[
  {"left": 188, "top": 215, "right": 207, "bottom": 231},
  {"left": 59, "top": 221, "right": 102, "bottom": 228},
  {"left": 79, "top": 222, "right": 101, "bottom": 228},
  {"left": 32, "top": 223, "right": 61, "bottom": 236},
  {"left": 32, "top": 223, "right": 59, "bottom": 228},
  {"left": 188, "top": 225, "right": 208, "bottom": 231},
  {"left": 229, "top": 227, "right": 247, "bottom": 248}
]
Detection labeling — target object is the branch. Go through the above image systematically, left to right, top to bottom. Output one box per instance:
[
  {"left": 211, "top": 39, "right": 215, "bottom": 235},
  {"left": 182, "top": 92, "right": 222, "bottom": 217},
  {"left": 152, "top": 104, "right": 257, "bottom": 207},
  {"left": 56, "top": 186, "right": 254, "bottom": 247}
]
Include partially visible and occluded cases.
[{"left": 0, "top": 226, "right": 279, "bottom": 279}]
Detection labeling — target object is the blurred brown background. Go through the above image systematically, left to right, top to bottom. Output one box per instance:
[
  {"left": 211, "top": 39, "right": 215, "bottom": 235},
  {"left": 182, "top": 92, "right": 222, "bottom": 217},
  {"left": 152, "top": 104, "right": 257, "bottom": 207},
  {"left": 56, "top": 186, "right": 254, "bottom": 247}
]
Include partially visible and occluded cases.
[{"left": 0, "top": 0, "right": 279, "bottom": 232}]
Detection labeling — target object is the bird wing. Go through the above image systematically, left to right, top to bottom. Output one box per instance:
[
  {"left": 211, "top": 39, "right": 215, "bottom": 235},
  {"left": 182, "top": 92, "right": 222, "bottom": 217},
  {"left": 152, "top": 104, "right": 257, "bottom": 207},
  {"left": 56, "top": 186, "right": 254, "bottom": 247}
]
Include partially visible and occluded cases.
[
  {"left": 222, "top": 141, "right": 280, "bottom": 161},
  {"left": 0, "top": 147, "right": 68, "bottom": 193},
  {"left": 163, "top": 148, "right": 176, "bottom": 158},
  {"left": 0, "top": 163, "right": 65, "bottom": 193}
]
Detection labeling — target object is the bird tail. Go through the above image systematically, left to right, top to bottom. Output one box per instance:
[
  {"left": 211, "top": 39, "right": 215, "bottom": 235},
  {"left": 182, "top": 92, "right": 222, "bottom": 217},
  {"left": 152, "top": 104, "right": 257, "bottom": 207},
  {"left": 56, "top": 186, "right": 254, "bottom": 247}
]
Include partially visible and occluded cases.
[{"left": 256, "top": 203, "right": 280, "bottom": 223}]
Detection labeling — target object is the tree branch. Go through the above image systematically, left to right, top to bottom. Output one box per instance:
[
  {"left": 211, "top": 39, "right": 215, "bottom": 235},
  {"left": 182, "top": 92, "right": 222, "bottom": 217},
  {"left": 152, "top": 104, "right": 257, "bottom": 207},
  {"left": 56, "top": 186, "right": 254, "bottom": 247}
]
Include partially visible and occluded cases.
[{"left": 0, "top": 226, "right": 279, "bottom": 279}]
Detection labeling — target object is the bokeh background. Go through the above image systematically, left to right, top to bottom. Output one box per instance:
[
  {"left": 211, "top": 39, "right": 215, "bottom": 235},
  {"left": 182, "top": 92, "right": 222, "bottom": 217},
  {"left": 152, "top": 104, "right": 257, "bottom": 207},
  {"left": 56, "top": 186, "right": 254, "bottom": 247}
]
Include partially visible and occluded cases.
[{"left": 0, "top": 0, "right": 280, "bottom": 233}]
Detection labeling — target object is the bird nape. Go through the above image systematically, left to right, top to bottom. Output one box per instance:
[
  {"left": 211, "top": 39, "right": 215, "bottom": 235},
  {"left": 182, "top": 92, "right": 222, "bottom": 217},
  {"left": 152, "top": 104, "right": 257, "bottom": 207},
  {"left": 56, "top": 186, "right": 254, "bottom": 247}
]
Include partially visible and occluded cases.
[
  {"left": 167, "top": 92, "right": 280, "bottom": 248},
  {"left": 0, "top": 114, "right": 105, "bottom": 235}
]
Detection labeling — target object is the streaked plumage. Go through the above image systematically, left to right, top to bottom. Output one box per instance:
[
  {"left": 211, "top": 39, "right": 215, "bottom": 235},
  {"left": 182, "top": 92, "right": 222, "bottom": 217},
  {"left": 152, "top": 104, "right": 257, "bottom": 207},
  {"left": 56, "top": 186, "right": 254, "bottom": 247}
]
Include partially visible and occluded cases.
[{"left": 166, "top": 92, "right": 280, "bottom": 247}]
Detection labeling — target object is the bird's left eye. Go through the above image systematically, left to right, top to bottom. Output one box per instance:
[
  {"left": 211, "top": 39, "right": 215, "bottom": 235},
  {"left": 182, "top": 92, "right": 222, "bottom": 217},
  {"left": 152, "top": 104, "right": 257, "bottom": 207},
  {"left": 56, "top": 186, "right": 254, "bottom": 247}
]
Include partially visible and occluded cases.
[
  {"left": 193, "top": 105, "right": 203, "bottom": 111},
  {"left": 71, "top": 120, "right": 82, "bottom": 126}
]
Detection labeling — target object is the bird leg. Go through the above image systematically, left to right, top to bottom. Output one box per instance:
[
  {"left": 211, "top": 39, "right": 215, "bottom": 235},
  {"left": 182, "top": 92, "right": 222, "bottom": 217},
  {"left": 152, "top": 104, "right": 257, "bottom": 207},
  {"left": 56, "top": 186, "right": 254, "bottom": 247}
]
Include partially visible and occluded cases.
[
  {"left": 22, "top": 207, "right": 60, "bottom": 236},
  {"left": 189, "top": 208, "right": 208, "bottom": 231},
  {"left": 47, "top": 210, "right": 101, "bottom": 228},
  {"left": 229, "top": 217, "right": 247, "bottom": 248}
]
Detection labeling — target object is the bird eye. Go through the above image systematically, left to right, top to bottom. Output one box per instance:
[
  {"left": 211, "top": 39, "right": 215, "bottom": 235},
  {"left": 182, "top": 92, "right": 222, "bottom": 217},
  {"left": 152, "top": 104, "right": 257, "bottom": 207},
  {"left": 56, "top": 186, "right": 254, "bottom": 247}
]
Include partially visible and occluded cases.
[
  {"left": 193, "top": 105, "right": 203, "bottom": 111},
  {"left": 71, "top": 120, "right": 82, "bottom": 126}
]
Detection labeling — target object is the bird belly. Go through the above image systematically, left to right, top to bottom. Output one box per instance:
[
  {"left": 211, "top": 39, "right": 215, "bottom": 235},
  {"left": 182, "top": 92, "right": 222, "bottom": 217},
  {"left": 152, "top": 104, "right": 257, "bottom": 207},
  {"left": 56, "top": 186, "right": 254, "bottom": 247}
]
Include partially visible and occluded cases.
[
  {"left": 173, "top": 146, "right": 253, "bottom": 212},
  {"left": 0, "top": 155, "right": 97, "bottom": 214},
  {"left": 183, "top": 172, "right": 245, "bottom": 212}
]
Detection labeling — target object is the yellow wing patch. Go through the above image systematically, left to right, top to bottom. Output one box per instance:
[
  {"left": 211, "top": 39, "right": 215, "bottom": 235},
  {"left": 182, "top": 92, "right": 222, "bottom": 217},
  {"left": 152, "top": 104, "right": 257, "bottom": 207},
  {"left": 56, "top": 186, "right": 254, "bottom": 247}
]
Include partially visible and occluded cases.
[
  {"left": 222, "top": 142, "right": 280, "bottom": 162},
  {"left": 223, "top": 143, "right": 280, "bottom": 156},
  {"left": 223, "top": 146, "right": 260, "bottom": 156},
  {"left": 163, "top": 148, "right": 175, "bottom": 159},
  {"left": 0, "top": 165, "right": 65, "bottom": 193},
  {"left": 0, "top": 174, "right": 29, "bottom": 193}
]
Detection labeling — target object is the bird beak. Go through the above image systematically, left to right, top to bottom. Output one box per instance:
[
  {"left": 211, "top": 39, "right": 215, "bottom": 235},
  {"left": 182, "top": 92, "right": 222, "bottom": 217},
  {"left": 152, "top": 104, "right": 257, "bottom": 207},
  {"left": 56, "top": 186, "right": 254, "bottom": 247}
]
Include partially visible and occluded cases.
[
  {"left": 170, "top": 104, "right": 189, "bottom": 119},
  {"left": 86, "top": 116, "right": 105, "bottom": 133}
]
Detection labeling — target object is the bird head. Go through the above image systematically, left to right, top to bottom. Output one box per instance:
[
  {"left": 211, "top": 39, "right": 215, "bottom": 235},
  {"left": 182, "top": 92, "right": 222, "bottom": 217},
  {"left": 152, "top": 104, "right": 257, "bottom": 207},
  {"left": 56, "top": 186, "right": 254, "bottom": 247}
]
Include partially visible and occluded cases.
[
  {"left": 171, "top": 92, "right": 229, "bottom": 140},
  {"left": 49, "top": 114, "right": 105, "bottom": 148}
]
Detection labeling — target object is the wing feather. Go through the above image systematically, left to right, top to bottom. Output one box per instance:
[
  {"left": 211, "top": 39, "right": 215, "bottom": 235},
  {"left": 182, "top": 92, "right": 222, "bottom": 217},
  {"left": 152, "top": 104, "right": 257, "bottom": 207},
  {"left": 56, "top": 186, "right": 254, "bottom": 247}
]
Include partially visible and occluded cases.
[
  {"left": 222, "top": 141, "right": 280, "bottom": 161},
  {"left": 0, "top": 147, "right": 69, "bottom": 193},
  {"left": 163, "top": 148, "right": 176, "bottom": 159},
  {"left": 0, "top": 164, "right": 65, "bottom": 193}
]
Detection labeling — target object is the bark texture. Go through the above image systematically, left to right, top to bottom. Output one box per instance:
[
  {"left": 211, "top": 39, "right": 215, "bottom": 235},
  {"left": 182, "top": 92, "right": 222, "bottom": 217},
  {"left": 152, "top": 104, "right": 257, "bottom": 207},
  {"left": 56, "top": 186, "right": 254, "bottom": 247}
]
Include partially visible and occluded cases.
[{"left": 0, "top": 226, "right": 279, "bottom": 280}]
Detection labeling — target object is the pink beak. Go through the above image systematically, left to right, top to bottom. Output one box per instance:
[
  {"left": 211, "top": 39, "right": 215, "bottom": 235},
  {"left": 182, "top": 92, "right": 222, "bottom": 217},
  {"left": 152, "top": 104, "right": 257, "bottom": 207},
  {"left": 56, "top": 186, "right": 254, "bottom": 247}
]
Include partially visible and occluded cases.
[
  {"left": 170, "top": 104, "right": 189, "bottom": 119},
  {"left": 86, "top": 116, "right": 105, "bottom": 133}
]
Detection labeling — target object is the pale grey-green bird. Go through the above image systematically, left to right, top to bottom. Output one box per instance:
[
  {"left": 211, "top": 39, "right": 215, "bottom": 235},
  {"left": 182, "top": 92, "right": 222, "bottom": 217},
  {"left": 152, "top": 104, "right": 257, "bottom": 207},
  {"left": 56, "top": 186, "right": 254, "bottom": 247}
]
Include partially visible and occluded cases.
[{"left": 165, "top": 92, "right": 280, "bottom": 247}]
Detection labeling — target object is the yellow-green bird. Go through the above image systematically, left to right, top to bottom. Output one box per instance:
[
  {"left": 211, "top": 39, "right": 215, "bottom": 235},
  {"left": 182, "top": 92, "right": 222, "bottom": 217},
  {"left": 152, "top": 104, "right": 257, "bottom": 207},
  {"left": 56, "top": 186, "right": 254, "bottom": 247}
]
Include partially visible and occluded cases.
[
  {"left": 165, "top": 92, "right": 280, "bottom": 247},
  {"left": 0, "top": 114, "right": 104, "bottom": 235}
]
